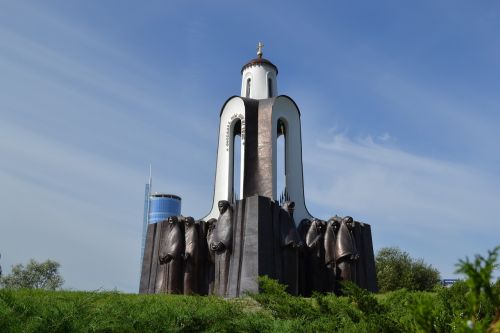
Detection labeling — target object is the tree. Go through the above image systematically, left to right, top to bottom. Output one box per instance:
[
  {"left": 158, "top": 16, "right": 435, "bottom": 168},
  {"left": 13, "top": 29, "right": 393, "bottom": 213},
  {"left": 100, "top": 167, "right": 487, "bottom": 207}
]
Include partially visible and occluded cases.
[
  {"left": 376, "top": 247, "right": 440, "bottom": 292},
  {"left": 0, "top": 259, "right": 64, "bottom": 290}
]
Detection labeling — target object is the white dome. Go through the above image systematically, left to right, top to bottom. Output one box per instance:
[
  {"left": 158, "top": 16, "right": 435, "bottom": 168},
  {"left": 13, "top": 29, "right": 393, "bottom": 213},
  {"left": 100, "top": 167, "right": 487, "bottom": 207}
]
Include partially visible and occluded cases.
[{"left": 240, "top": 56, "right": 278, "bottom": 99}]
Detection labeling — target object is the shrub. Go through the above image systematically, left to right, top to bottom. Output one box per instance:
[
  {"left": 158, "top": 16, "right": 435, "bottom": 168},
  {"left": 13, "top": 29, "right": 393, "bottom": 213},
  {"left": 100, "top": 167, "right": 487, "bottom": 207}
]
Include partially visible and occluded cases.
[{"left": 376, "top": 247, "right": 440, "bottom": 292}]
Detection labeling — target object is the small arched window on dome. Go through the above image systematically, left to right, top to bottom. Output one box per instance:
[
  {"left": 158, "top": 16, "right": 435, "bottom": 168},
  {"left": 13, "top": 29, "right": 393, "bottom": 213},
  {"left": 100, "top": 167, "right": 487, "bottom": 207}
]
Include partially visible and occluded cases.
[
  {"left": 246, "top": 78, "right": 251, "bottom": 98},
  {"left": 268, "top": 78, "right": 273, "bottom": 97}
]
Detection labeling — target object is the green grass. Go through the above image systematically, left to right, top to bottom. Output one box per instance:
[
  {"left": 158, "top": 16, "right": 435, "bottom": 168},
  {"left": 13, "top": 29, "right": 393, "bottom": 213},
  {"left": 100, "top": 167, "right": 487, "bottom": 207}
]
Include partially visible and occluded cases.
[{"left": 0, "top": 279, "right": 498, "bottom": 333}]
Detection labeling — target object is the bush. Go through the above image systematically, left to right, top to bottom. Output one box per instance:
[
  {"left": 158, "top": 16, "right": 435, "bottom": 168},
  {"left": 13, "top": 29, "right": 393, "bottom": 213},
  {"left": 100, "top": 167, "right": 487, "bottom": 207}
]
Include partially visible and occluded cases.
[{"left": 376, "top": 247, "right": 440, "bottom": 292}]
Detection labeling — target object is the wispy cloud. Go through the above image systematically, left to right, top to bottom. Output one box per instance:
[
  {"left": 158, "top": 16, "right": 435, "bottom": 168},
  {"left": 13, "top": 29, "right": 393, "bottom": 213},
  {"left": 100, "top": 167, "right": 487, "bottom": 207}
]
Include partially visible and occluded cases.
[
  {"left": 0, "top": 6, "right": 216, "bottom": 291},
  {"left": 303, "top": 133, "right": 500, "bottom": 277}
]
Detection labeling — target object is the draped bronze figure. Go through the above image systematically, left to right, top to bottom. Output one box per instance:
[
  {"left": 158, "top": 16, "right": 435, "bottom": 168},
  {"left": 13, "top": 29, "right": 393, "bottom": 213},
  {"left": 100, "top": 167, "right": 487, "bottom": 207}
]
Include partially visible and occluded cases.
[
  {"left": 211, "top": 200, "right": 233, "bottom": 297},
  {"left": 157, "top": 215, "right": 184, "bottom": 294},
  {"left": 183, "top": 216, "right": 199, "bottom": 295},
  {"left": 335, "top": 216, "right": 359, "bottom": 283},
  {"left": 325, "top": 217, "right": 341, "bottom": 293},
  {"left": 205, "top": 218, "right": 217, "bottom": 295},
  {"left": 306, "top": 218, "right": 327, "bottom": 292}
]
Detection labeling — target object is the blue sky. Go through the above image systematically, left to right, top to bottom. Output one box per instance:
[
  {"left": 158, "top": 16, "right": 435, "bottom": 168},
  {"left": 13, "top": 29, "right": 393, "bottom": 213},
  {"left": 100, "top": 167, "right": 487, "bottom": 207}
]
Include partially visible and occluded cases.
[{"left": 0, "top": 1, "right": 499, "bottom": 292}]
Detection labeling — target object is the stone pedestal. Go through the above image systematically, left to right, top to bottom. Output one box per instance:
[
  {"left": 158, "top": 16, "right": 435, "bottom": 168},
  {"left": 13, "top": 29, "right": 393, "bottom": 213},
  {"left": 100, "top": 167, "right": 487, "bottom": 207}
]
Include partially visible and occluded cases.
[{"left": 139, "top": 195, "right": 378, "bottom": 296}]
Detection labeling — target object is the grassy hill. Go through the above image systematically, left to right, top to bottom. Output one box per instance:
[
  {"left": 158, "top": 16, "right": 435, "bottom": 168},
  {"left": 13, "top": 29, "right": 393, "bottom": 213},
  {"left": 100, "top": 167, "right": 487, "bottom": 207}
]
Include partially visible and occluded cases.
[{"left": 1, "top": 278, "right": 498, "bottom": 333}]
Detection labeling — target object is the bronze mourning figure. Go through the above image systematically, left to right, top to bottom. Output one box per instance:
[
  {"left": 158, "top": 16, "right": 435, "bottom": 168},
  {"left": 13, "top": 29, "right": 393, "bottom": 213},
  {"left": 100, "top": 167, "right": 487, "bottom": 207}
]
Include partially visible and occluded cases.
[
  {"left": 210, "top": 200, "right": 233, "bottom": 297},
  {"left": 156, "top": 215, "right": 184, "bottom": 294},
  {"left": 183, "top": 216, "right": 198, "bottom": 295},
  {"left": 335, "top": 216, "right": 359, "bottom": 283},
  {"left": 325, "top": 217, "right": 341, "bottom": 293}
]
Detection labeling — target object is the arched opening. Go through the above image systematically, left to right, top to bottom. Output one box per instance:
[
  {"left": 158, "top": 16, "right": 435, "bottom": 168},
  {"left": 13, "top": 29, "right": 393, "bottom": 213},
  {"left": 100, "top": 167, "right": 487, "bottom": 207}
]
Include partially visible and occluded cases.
[
  {"left": 268, "top": 77, "right": 273, "bottom": 97},
  {"left": 246, "top": 78, "right": 251, "bottom": 98},
  {"left": 277, "top": 119, "right": 287, "bottom": 204},
  {"left": 232, "top": 120, "right": 242, "bottom": 203}
]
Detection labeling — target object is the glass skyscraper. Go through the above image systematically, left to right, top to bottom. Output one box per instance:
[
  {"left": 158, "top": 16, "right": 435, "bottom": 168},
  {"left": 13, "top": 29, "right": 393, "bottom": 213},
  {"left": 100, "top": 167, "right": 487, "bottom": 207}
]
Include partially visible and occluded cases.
[
  {"left": 140, "top": 168, "right": 182, "bottom": 265},
  {"left": 148, "top": 194, "right": 182, "bottom": 224}
]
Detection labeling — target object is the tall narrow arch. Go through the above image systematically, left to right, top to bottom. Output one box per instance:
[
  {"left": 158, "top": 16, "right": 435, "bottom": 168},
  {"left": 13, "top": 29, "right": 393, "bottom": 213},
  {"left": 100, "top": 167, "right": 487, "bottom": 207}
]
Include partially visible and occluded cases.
[
  {"left": 268, "top": 77, "right": 273, "bottom": 97},
  {"left": 246, "top": 78, "right": 251, "bottom": 98},
  {"left": 276, "top": 118, "right": 287, "bottom": 202},
  {"left": 232, "top": 119, "right": 242, "bottom": 203}
]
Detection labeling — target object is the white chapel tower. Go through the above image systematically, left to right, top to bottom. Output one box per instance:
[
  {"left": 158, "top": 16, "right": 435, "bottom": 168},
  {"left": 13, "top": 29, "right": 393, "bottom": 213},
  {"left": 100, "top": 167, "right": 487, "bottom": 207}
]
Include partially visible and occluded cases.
[{"left": 203, "top": 43, "right": 313, "bottom": 224}]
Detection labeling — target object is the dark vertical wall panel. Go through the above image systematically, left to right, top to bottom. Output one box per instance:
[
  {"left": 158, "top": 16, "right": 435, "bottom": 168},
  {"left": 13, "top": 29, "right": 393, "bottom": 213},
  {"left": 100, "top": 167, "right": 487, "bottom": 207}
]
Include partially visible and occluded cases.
[
  {"left": 242, "top": 99, "right": 259, "bottom": 198},
  {"left": 236, "top": 196, "right": 260, "bottom": 296},
  {"left": 227, "top": 200, "right": 245, "bottom": 297},
  {"left": 148, "top": 222, "right": 162, "bottom": 293},
  {"left": 139, "top": 224, "right": 156, "bottom": 293}
]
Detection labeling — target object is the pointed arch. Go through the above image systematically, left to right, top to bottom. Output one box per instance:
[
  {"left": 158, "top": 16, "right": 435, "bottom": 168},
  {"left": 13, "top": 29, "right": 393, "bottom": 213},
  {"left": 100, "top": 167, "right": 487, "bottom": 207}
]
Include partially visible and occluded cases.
[{"left": 276, "top": 117, "right": 288, "bottom": 202}]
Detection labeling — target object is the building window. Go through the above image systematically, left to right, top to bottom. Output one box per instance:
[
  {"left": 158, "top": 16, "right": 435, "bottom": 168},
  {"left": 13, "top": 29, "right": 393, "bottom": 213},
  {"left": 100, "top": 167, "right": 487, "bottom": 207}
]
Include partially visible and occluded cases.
[
  {"left": 246, "top": 78, "right": 251, "bottom": 98},
  {"left": 268, "top": 78, "right": 272, "bottom": 97},
  {"left": 277, "top": 119, "right": 286, "bottom": 200},
  {"left": 232, "top": 120, "right": 242, "bottom": 202}
]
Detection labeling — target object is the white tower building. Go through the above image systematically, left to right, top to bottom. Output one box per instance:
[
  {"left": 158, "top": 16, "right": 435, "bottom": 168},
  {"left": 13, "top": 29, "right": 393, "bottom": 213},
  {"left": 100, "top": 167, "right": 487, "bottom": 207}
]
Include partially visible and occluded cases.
[{"left": 203, "top": 43, "right": 313, "bottom": 224}]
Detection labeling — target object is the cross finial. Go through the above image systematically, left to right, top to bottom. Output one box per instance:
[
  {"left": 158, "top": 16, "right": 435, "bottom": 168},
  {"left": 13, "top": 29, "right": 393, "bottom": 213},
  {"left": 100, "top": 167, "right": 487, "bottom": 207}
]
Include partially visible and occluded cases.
[{"left": 257, "top": 41, "right": 264, "bottom": 58}]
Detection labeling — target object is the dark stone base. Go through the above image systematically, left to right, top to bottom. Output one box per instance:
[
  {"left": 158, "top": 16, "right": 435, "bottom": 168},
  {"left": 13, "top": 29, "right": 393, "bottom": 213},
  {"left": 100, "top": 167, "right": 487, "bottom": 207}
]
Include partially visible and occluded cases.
[
  {"left": 139, "top": 195, "right": 378, "bottom": 296},
  {"left": 226, "top": 195, "right": 377, "bottom": 296}
]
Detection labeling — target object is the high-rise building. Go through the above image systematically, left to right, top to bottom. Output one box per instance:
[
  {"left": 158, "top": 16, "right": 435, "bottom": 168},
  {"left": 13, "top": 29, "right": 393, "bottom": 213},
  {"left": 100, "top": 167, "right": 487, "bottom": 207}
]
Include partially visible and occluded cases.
[
  {"left": 140, "top": 166, "right": 181, "bottom": 265},
  {"left": 139, "top": 191, "right": 181, "bottom": 292},
  {"left": 148, "top": 193, "right": 181, "bottom": 224}
]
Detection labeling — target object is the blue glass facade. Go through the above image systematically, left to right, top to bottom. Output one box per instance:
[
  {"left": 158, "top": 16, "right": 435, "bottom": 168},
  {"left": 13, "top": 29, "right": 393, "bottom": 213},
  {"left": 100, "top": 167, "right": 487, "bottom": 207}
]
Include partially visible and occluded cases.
[{"left": 148, "top": 194, "right": 182, "bottom": 224}]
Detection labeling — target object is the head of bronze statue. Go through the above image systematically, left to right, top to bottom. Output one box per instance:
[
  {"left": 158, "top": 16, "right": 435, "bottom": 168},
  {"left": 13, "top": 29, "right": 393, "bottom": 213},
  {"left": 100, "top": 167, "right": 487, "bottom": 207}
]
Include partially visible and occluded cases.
[
  {"left": 218, "top": 200, "right": 230, "bottom": 214},
  {"left": 283, "top": 201, "right": 295, "bottom": 216},
  {"left": 168, "top": 215, "right": 178, "bottom": 224},
  {"left": 329, "top": 215, "right": 342, "bottom": 223},
  {"left": 184, "top": 216, "right": 195, "bottom": 227},
  {"left": 342, "top": 216, "right": 354, "bottom": 229},
  {"left": 207, "top": 218, "right": 217, "bottom": 228},
  {"left": 300, "top": 218, "right": 311, "bottom": 227},
  {"left": 311, "top": 218, "right": 325, "bottom": 233},
  {"left": 328, "top": 219, "right": 340, "bottom": 232}
]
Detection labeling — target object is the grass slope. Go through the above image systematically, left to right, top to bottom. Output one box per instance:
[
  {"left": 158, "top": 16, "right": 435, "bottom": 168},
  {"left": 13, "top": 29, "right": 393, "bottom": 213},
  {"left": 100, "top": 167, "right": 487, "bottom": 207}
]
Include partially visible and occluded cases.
[{"left": 0, "top": 278, "right": 498, "bottom": 333}]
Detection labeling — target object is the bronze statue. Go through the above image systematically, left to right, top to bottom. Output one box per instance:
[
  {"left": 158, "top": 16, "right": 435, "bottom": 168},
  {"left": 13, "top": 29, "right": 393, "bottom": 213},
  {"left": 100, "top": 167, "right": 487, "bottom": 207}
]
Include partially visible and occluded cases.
[
  {"left": 211, "top": 200, "right": 233, "bottom": 297},
  {"left": 281, "top": 201, "right": 302, "bottom": 248},
  {"left": 156, "top": 215, "right": 184, "bottom": 294},
  {"left": 183, "top": 216, "right": 199, "bottom": 295},
  {"left": 325, "top": 216, "right": 341, "bottom": 293},
  {"left": 335, "top": 216, "right": 359, "bottom": 283},
  {"left": 205, "top": 218, "right": 217, "bottom": 295},
  {"left": 306, "top": 218, "right": 327, "bottom": 292}
]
